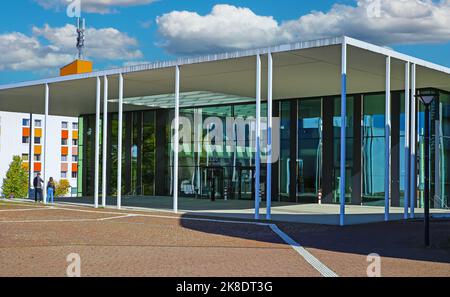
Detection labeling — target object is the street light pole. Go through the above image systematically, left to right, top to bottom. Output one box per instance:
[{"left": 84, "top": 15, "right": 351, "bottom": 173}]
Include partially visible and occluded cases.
[
  {"left": 416, "top": 92, "right": 437, "bottom": 247},
  {"left": 424, "top": 103, "right": 430, "bottom": 247}
]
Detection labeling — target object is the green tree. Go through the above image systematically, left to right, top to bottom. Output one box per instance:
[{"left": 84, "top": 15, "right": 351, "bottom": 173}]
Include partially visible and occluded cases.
[
  {"left": 2, "top": 155, "right": 29, "bottom": 198},
  {"left": 55, "top": 179, "right": 71, "bottom": 197}
]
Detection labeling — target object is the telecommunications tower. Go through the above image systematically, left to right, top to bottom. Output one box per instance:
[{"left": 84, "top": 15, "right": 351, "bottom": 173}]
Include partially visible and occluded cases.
[{"left": 76, "top": 17, "right": 86, "bottom": 60}]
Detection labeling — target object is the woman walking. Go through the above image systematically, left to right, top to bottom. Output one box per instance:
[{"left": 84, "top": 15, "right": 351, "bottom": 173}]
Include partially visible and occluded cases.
[{"left": 47, "top": 177, "right": 56, "bottom": 204}]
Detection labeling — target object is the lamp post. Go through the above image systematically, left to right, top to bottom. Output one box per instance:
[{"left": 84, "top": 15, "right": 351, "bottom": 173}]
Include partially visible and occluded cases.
[{"left": 415, "top": 91, "right": 437, "bottom": 247}]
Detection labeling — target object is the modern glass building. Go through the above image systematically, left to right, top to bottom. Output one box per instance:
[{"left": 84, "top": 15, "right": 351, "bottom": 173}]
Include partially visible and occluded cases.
[
  {"left": 1, "top": 36, "right": 449, "bottom": 224},
  {"left": 77, "top": 89, "right": 449, "bottom": 208}
]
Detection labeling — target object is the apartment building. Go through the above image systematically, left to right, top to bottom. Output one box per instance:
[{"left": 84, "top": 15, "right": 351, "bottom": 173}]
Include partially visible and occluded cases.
[{"left": 0, "top": 111, "right": 78, "bottom": 197}]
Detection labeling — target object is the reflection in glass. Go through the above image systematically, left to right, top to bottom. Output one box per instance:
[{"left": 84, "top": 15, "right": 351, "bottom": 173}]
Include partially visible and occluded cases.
[
  {"left": 362, "top": 94, "right": 385, "bottom": 205},
  {"left": 297, "top": 99, "right": 322, "bottom": 202}
]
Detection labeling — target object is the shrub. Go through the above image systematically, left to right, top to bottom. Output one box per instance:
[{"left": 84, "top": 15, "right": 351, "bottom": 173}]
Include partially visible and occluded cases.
[
  {"left": 2, "top": 156, "right": 29, "bottom": 198},
  {"left": 55, "top": 179, "right": 71, "bottom": 197}
]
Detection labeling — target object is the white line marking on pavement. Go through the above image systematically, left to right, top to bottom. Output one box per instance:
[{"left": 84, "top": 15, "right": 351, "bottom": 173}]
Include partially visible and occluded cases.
[
  {"left": 1, "top": 201, "right": 338, "bottom": 276},
  {"left": 0, "top": 207, "right": 52, "bottom": 212},
  {"left": 0, "top": 214, "right": 137, "bottom": 224},
  {"left": 97, "top": 214, "right": 138, "bottom": 221},
  {"left": 269, "top": 224, "right": 338, "bottom": 277}
]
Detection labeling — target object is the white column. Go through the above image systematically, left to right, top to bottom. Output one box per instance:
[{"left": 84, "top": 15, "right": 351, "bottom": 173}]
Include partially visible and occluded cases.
[
  {"left": 339, "top": 40, "right": 347, "bottom": 226},
  {"left": 266, "top": 52, "right": 273, "bottom": 221},
  {"left": 255, "top": 54, "right": 262, "bottom": 220},
  {"left": 384, "top": 56, "right": 391, "bottom": 221},
  {"left": 404, "top": 62, "right": 410, "bottom": 219},
  {"left": 410, "top": 64, "right": 416, "bottom": 218},
  {"left": 173, "top": 65, "right": 180, "bottom": 213},
  {"left": 117, "top": 73, "right": 124, "bottom": 209},
  {"left": 102, "top": 75, "right": 108, "bottom": 208},
  {"left": 94, "top": 77, "right": 101, "bottom": 208},
  {"left": 43, "top": 83, "right": 49, "bottom": 204},
  {"left": 29, "top": 114, "right": 34, "bottom": 196}
]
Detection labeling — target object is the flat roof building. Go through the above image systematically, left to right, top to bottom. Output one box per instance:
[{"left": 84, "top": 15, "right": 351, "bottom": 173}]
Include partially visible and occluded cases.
[{"left": 0, "top": 36, "right": 449, "bottom": 225}]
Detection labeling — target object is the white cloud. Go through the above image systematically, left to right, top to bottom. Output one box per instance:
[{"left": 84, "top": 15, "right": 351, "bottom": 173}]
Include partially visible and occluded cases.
[
  {"left": 35, "top": 0, "right": 156, "bottom": 14},
  {"left": 156, "top": 1, "right": 450, "bottom": 55},
  {"left": 156, "top": 4, "right": 279, "bottom": 54},
  {"left": 0, "top": 24, "right": 142, "bottom": 71},
  {"left": 33, "top": 24, "right": 143, "bottom": 60},
  {"left": 0, "top": 33, "right": 72, "bottom": 71}
]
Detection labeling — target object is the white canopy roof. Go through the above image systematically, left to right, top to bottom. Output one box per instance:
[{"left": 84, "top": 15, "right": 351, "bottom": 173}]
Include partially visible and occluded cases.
[{"left": 0, "top": 36, "right": 448, "bottom": 117}]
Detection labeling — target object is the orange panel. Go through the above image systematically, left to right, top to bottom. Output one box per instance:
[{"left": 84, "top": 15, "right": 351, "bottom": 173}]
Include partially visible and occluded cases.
[
  {"left": 60, "top": 60, "right": 93, "bottom": 76},
  {"left": 22, "top": 127, "right": 30, "bottom": 137},
  {"left": 34, "top": 128, "right": 42, "bottom": 137},
  {"left": 61, "top": 130, "right": 69, "bottom": 139},
  {"left": 72, "top": 130, "right": 78, "bottom": 140},
  {"left": 34, "top": 145, "right": 42, "bottom": 155},
  {"left": 61, "top": 146, "right": 68, "bottom": 155},
  {"left": 72, "top": 147, "right": 78, "bottom": 155},
  {"left": 22, "top": 162, "right": 29, "bottom": 170},
  {"left": 34, "top": 162, "right": 41, "bottom": 172},
  {"left": 61, "top": 163, "right": 68, "bottom": 171},
  {"left": 72, "top": 163, "right": 78, "bottom": 172}
]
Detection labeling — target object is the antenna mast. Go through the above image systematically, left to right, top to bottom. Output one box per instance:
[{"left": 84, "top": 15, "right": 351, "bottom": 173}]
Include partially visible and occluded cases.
[{"left": 76, "top": 17, "right": 86, "bottom": 60}]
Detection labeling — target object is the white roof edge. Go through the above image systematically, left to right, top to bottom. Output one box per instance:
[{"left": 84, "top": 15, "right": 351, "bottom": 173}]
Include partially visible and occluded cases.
[
  {"left": 0, "top": 35, "right": 448, "bottom": 91},
  {"left": 0, "top": 36, "right": 344, "bottom": 90},
  {"left": 344, "top": 36, "right": 450, "bottom": 75}
]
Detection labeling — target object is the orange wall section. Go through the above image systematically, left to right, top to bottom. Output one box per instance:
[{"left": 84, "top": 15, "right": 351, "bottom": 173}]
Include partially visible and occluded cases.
[
  {"left": 60, "top": 60, "right": 93, "bottom": 76},
  {"left": 22, "top": 127, "right": 30, "bottom": 137},
  {"left": 34, "top": 128, "right": 42, "bottom": 137},
  {"left": 61, "top": 130, "right": 69, "bottom": 139},
  {"left": 72, "top": 130, "right": 78, "bottom": 140},
  {"left": 34, "top": 145, "right": 42, "bottom": 155},
  {"left": 61, "top": 147, "right": 69, "bottom": 155},
  {"left": 34, "top": 162, "right": 41, "bottom": 172},
  {"left": 72, "top": 163, "right": 78, "bottom": 172}
]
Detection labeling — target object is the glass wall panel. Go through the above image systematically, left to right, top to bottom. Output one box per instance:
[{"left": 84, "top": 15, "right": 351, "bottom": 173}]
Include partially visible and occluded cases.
[
  {"left": 418, "top": 90, "right": 450, "bottom": 209},
  {"left": 438, "top": 92, "right": 450, "bottom": 208},
  {"left": 362, "top": 94, "right": 385, "bottom": 205},
  {"left": 399, "top": 94, "right": 406, "bottom": 206},
  {"left": 333, "top": 96, "right": 354, "bottom": 204},
  {"left": 297, "top": 99, "right": 322, "bottom": 202},
  {"left": 279, "top": 101, "right": 292, "bottom": 202},
  {"left": 142, "top": 111, "right": 156, "bottom": 195},
  {"left": 109, "top": 113, "right": 119, "bottom": 195}
]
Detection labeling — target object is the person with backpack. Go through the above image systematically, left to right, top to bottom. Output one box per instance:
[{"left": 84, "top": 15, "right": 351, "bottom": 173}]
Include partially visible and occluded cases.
[
  {"left": 33, "top": 173, "right": 44, "bottom": 203},
  {"left": 47, "top": 177, "right": 56, "bottom": 204}
]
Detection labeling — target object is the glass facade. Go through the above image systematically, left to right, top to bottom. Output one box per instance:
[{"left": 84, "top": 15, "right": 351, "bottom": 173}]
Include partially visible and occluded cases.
[
  {"left": 78, "top": 89, "right": 450, "bottom": 209},
  {"left": 362, "top": 94, "right": 385, "bottom": 205},
  {"left": 297, "top": 99, "right": 322, "bottom": 202}
]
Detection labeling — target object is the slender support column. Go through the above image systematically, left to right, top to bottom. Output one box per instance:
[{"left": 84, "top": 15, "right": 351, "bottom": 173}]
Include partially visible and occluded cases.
[
  {"left": 339, "top": 41, "right": 347, "bottom": 226},
  {"left": 266, "top": 52, "right": 273, "bottom": 220},
  {"left": 255, "top": 54, "right": 262, "bottom": 220},
  {"left": 385, "top": 56, "right": 391, "bottom": 221},
  {"left": 404, "top": 62, "right": 410, "bottom": 219},
  {"left": 410, "top": 64, "right": 417, "bottom": 218},
  {"left": 173, "top": 65, "right": 180, "bottom": 213},
  {"left": 117, "top": 74, "right": 123, "bottom": 209},
  {"left": 102, "top": 75, "right": 108, "bottom": 207},
  {"left": 94, "top": 77, "right": 101, "bottom": 208},
  {"left": 43, "top": 83, "right": 49, "bottom": 204},
  {"left": 29, "top": 114, "right": 34, "bottom": 197}
]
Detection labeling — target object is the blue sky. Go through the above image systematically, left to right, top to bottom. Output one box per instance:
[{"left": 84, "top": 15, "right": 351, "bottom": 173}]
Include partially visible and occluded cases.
[{"left": 0, "top": 0, "right": 449, "bottom": 84}]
